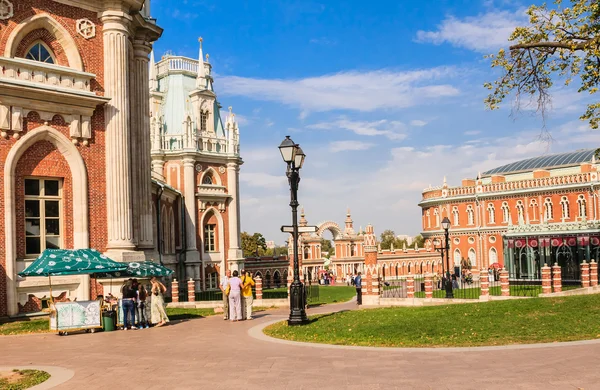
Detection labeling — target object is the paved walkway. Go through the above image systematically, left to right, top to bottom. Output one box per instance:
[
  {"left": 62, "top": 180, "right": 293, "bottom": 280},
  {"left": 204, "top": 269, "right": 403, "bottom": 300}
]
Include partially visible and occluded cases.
[{"left": 0, "top": 301, "right": 599, "bottom": 389}]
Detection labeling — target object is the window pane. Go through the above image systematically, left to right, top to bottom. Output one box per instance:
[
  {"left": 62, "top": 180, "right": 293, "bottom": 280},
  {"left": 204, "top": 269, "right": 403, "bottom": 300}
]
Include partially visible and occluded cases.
[
  {"left": 39, "top": 44, "right": 51, "bottom": 62},
  {"left": 25, "top": 179, "right": 40, "bottom": 196},
  {"left": 45, "top": 180, "right": 59, "bottom": 196},
  {"left": 25, "top": 200, "right": 40, "bottom": 218},
  {"left": 45, "top": 201, "right": 59, "bottom": 217},
  {"left": 26, "top": 219, "right": 41, "bottom": 236},
  {"left": 46, "top": 219, "right": 60, "bottom": 235},
  {"left": 46, "top": 236, "right": 60, "bottom": 250},
  {"left": 26, "top": 237, "right": 41, "bottom": 254}
]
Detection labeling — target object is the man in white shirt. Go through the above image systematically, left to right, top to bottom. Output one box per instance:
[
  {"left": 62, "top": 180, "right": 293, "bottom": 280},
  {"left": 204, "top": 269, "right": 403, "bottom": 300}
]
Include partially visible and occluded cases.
[{"left": 220, "top": 270, "right": 231, "bottom": 320}]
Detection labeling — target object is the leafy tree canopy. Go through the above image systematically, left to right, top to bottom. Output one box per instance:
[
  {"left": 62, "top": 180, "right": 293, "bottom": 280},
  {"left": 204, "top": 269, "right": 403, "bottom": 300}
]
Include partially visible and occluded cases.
[
  {"left": 485, "top": 0, "right": 600, "bottom": 128},
  {"left": 379, "top": 230, "right": 409, "bottom": 250},
  {"left": 241, "top": 232, "right": 267, "bottom": 258},
  {"left": 413, "top": 234, "right": 425, "bottom": 248},
  {"left": 320, "top": 238, "right": 335, "bottom": 258}
]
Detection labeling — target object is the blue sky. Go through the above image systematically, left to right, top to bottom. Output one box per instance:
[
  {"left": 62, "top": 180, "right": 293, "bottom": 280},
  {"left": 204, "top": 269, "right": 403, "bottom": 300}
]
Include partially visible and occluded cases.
[{"left": 151, "top": 0, "right": 600, "bottom": 244}]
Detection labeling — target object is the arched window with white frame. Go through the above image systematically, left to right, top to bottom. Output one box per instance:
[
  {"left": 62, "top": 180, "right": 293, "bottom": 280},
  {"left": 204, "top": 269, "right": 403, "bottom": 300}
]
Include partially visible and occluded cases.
[
  {"left": 25, "top": 41, "right": 56, "bottom": 64},
  {"left": 577, "top": 194, "right": 587, "bottom": 219},
  {"left": 560, "top": 196, "right": 569, "bottom": 220},
  {"left": 544, "top": 198, "right": 553, "bottom": 221},
  {"left": 530, "top": 199, "right": 538, "bottom": 221},
  {"left": 516, "top": 200, "right": 524, "bottom": 224},
  {"left": 501, "top": 202, "right": 510, "bottom": 223},
  {"left": 487, "top": 203, "right": 495, "bottom": 224},
  {"left": 466, "top": 205, "right": 474, "bottom": 225},
  {"left": 452, "top": 206, "right": 459, "bottom": 226},
  {"left": 434, "top": 208, "right": 440, "bottom": 227},
  {"left": 426, "top": 210, "right": 431, "bottom": 228},
  {"left": 489, "top": 247, "right": 498, "bottom": 265},
  {"left": 453, "top": 248, "right": 461, "bottom": 266},
  {"left": 468, "top": 248, "right": 476, "bottom": 267}
]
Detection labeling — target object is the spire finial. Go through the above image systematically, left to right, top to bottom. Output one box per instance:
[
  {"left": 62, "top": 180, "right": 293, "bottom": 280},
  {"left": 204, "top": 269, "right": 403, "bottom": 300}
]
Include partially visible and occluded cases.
[
  {"left": 198, "top": 36, "right": 203, "bottom": 46},
  {"left": 196, "top": 38, "right": 206, "bottom": 88},
  {"left": 205, "top": 53, "right": 210, "bottom": 63},
  {"left": 229, "top": 106, "right": 233, "bottom": 114},
  {"left": 443, "top": 176, "right": 447, "bottom": 185}
]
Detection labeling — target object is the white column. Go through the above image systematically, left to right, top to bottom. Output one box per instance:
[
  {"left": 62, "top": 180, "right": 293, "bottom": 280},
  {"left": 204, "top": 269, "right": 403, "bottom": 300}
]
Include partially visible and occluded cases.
[
  {"left": 101, "top": 11, "right": 136, "bottom": 251},
  {"left": 133, "top": 39, "right": 154, "bottom": 248},
  {"left": 183, "top": 158, "right": 200, "bottom": 262},
  {"left": 227, "top": 162, "right": 243, "bottom": 260}
]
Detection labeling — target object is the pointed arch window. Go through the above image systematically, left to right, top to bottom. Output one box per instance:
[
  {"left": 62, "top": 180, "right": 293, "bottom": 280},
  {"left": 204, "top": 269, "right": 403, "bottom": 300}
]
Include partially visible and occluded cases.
[
  {"left": 25, "top": 42, "right": 55, "bottom": 64},
  {"left": 200, "top": 110, "right": 208, "bottom": 132},
  {"left": 202, "top": 173, "right": 214, "bottom": 185},
  {"left": 578, "top": 194, "right": 587, "bottom": 219},
  {"left": 560, "top": 196, "right": 570, "bottom": 220},
  {"left": 544, "top": 198, "right": 553, "bottom": 221},
  {"left": 530, "top": 199, "right": 538, "bottom": 221},
  {"left": 516, "top": 200, "right": 524, "bottom": 224},
  {"left": 501, "top": 202, "right": 510, "bottom": 223},
  {"left": 487, "top": 203, "right": 495, "bottom": 224},
  {"left": 466, "top": 205, "right": 474, "bottom": 225},
  {"left": 452, "top": 206, "right": 459, "bottom": 226},
  {"left": 433, "top": 208, "right": 440, "bottom": 227},
  {"left": 426, "top": 210, "right": 431, "bottom": 228},
  {"left": 489, "top": 247, "right": 498, "bottom": 265}
]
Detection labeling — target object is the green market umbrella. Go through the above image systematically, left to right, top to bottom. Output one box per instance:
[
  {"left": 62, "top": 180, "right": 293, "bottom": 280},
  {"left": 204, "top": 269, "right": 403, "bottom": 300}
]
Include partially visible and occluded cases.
[
  {"left": 18, "top": 249, "right": 128, "bottom": 277},
  {"left": 93, "top": 261, "right": 173, "bottom": 279}
]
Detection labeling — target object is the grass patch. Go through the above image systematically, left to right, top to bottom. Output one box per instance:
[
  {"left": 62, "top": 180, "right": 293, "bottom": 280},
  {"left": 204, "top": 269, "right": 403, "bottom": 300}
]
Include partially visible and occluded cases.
[
  {"left": 308, "top": 286, "right": 356, "bottom": 305},
  {"left": 264, "top": 293, "right": 600, "bottom": 347},
  {"left": 165, "top": 308, "right": 216, "bottom": 321},
  {"left": 0, "top": 318, "right": 50, "bottom": 336},
  {"left": 0, "top": 369, "right": 50, "bottom": 389}
]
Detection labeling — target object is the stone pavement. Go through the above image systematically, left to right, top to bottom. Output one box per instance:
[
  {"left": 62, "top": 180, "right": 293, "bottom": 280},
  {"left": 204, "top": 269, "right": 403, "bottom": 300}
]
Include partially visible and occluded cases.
[{"left": 0, "top": 301, "right": 599, "bottom": 389}]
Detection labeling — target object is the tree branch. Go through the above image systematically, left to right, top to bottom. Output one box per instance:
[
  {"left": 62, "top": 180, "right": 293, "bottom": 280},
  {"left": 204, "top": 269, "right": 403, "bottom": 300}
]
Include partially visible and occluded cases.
[{"left": 510, "top": 40, "right": 591, "bottom": 51}]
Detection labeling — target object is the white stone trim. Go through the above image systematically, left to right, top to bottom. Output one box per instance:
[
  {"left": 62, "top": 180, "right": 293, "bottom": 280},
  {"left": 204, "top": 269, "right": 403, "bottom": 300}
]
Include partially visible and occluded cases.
[
  {"left": 4, "top": 126, "right": 89, "bottom": 315},
  {"left": 200, "top": 206, "right": 225, "bottom": 269}
]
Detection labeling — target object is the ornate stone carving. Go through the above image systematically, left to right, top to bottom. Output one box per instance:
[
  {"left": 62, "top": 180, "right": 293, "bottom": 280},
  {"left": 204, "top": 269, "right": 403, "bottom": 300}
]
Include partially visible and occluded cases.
[
  {"left": 0, "top": 0, "right": 13, "bottom": 20},
  {"left": 76, "top": 18, "right": 96, "bottom": 39},
  {"left": 195, "top": 164, "right": 202, "bottom": 172},
  {"left": 218, "top": 166, "right": 226, "bottom": 174}
]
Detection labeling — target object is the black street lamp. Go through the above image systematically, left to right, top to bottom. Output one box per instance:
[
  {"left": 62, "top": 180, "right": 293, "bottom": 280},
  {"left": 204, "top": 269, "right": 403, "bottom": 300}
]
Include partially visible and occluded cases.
[
  {"left": 279, "top": 135, "right": 309, "bottom": 325},
  {"left": 433, "top": 217, "right": 454, "bottom": 298}
]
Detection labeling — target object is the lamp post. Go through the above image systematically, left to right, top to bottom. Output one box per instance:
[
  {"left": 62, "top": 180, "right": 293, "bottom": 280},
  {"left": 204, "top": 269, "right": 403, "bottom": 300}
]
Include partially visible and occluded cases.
[
  {"left": 279, "top": 136, "right": 309, "bottom": 325},
  {"left": 433, "top": 217, "right": 454, "bottom": 298}
]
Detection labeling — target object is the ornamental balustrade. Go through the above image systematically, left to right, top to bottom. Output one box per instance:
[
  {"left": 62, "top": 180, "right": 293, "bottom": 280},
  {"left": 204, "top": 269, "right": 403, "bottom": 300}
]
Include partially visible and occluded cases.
[
  {"left": 156, "top": 56, "right": 199, "bottom": 77},
  {"left": 0, "top": 57, "right": 95, "bottom": 94},
  {"left": 159, "top": 132, "right": 232, "bottom": 154}
]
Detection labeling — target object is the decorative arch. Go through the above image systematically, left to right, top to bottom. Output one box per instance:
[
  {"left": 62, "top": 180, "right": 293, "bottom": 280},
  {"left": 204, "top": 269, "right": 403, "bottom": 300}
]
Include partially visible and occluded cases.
[
  {"left": 5, "top": 13, "right": 84, "bottom": 70},
  {"left": 4, "top": 126, "right": 89, "bottom": 315},
  {"left": 200, "top": 167, "right": 222, "bottom": 186},
  {"left": 200, "top": 207, "right": 225, "bottom": 266},
  {"left": 316, "top": 221, "right": 343, "bottom": 240},
  {"left": 489, "top": 247, "right": 498, "bottom": 265},
  {"left": 453, "top": 248, "right": 461, "bottom": 266},
  {"left": 468, "top": 248, "right": 477, "bottom": 267},
  {"left": 254, "top": 271, "right": 263, "bottom": 278}
]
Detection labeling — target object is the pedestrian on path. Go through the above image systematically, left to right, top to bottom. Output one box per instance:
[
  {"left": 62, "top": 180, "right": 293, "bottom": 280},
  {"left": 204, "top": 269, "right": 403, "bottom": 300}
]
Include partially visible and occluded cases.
[
  {"left": 220, "top": 270, "right": 231, "bottom": 320},
  {"left": 228, "top": 270, "right": 243, "bottom": 321},
  {"left": 241, "top": 270, "right": 255, "bottom": 320},
  {"left": 354, "top": 272, "right": 362, "bottom": 305},
  {"left": 150, "top": 277, "right": 169, "bottom": 327},
  {"left": 121, "top": 279, "right": 138, "bottom": 330}
]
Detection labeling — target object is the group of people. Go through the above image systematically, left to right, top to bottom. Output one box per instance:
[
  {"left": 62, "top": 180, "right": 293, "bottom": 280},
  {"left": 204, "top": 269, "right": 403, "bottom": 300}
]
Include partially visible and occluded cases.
[
  {"left": 219, "top": 269, "right": 255, "bottom": 322},
  {"left": 118, "top": 277, "right": 170, "bottom": 330}
]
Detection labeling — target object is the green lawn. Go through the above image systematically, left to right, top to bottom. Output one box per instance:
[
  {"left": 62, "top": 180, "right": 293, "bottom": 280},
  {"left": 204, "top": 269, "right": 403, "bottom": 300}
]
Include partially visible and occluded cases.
[
  {"left": 308, "top": 286, "right": 356, "bottom": 305},
  {"left": 264, "top": 293, "right": 600, "bottom": 347},
  {"left": 0, "top": 319, "right": 50, "bottom": 336},
  {"left": 0, "top": 369, "right": 50, "bottom": 390}
]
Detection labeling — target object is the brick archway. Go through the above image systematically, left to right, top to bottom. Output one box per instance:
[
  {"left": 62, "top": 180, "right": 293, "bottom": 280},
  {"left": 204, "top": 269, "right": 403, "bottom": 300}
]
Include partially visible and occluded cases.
[{"left": 316, "top": 221, "right": 343, "bottom": 240}]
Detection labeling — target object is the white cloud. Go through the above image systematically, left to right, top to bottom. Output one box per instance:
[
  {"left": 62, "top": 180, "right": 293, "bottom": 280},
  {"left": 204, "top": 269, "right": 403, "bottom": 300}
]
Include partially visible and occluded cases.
[
  {"left": 415, "top": 10, "right": 525, "bottom": 52},
  {"left": 217, "top": 67, "right": 460, "bottom": 113},
  {"left": 308, "top": 118, "right": 408, "bottom": 140},
  {"left": 410, "top": 119, "right": 428, "bottom": 127},
  {"left": 329, "top": 140, "right": 375, "bottom": 153}
]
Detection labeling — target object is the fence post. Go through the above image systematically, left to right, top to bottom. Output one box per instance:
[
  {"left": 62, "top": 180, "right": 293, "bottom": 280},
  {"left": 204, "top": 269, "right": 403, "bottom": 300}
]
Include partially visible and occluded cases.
[
  {"left": 590, "top": 260, "right": 598, "bottom": 287},
  {"left": 581, "top": 261, "right": 590, "bottom": 288},
  {"left": 552, "top": 263, "right": 562, "bottom": 293},
  {"left": 541, "top": 264, "right": 552, "bottom": 294},
  {"left": 500, "top": 268, "right": 509, "bottom": 297},
  {"left": 480, "top": 269, "right": 489, "bottom": 296},
  {"left": 424, "top": 273, "right": 433, "bottom": 298},
  {"left": 406, "top": 274, "right": 415, "bottom": 298},
  {"left": 255, "top": 276, "right": 263, "bottom": 300},
  {"left": 187, "top": 278, "right": 195, "bottom": 302},
  {"left": 171, "top": 279, "right": 179, "bottom": 303}
]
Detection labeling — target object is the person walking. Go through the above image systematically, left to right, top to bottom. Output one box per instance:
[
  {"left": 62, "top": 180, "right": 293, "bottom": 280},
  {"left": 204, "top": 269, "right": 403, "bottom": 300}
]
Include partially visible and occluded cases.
[
  {"left": 220, "top": 270, "right": 231, "bottom": 320},
  {"left": 228, "top": 270, "right": 243, "bottom": 321},
  {"left": 241, "top": 270, "right": 255, "bottom": 320},
  {"left": 354, "top": 272, "right": 362, "bottom": 305},
  {"left": 150, "top": 277, "right": 169, "bottom": 327},
  {"left": 121, "top": 279, "right": 138, "bottom": 330}
]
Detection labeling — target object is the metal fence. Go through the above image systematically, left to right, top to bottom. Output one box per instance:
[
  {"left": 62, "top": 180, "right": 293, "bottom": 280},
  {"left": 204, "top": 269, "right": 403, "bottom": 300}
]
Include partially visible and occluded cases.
[
  {"left": 381, "top": 279, "right": 408, "bottom": 298},
  {"left": 306, "top": 282, "right": 320, "bottom": 305}
]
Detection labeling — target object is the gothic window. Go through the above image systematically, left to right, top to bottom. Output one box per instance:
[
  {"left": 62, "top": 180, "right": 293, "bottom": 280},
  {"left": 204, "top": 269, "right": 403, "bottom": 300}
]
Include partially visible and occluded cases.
[
  {"left": 25, "top": 42, "right": 55, "bottom": 64},
  {"left": 200, "top": 110, "right": 208, "bottom": 132},
  {"left": 202, "top": 173, "right": 213, "bottom": 185},
  {"left": 25, "top": 178, "right": 61, "bottom": 255},
  {"left": 578, "top": 194, "right": 587, "bottom": 219},
  {"left": 560, "top": 196, "right": 570, "bottom": 219},
  {"left": 544, "top": 198, "right": 553, "bottom": 221},
  {"left": 530, "top": 199, "right": 538, "bottom": 221},
  {"left": 516, "top": 200, "right": 524, "bottom": 224},
  {"left": 501, "top": 202, "right": 510, "bottom": 223},
  {"left": 487, "top": 203, "right": 495, "bottom": 224},
  {"left": 466, "top": 205, "right": 474, "bottom": 225},
  {"left": 452, "top": 206, "right": 459, "bottom": 226},
  {"left": 434, "top": 208, "right": 440, "bottom": 227},
  {"left": 426, "top": 210, "right": 430, "bottom": 228},
  {"left": 204, "top": 224, "right": 215, "bottom": 252},
  {"left": 303, "top": 246, "right": 310, "bottom": 259},
  {"left": 489, "top": 247, "right": 498, "bottom": 265},
  {"left": 453, "top": 248, "right": 461, "bottom": 266},
  {"left": 468, "top": 248, "right": 476, "bottom": 267}
]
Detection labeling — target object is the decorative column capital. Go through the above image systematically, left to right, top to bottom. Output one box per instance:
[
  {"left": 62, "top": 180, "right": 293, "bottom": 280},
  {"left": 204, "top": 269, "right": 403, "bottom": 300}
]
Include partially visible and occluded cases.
[
  {"left": 99, "top": 10, "right": 132, "bottom": 33},
  {"left": 183, "top": 158, "right": 195, "bottom": 168},
  {"left": 226, "top": 162, "right": 239, "bottom": 171}
]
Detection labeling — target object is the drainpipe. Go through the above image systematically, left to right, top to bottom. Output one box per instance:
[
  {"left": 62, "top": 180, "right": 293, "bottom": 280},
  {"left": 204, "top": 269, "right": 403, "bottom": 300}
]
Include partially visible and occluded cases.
[
  {"left": 156, "top": 184, "right": 164, "bottom": 266},
  {"left": 177, "top": 195, "right": 187, "bottom": 284}
]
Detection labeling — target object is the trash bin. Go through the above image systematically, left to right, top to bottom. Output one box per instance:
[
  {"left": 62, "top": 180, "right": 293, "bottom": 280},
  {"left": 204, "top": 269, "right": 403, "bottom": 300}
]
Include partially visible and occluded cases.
[{"left": 102, "top": 310, "right": 116, "bottom": 332}]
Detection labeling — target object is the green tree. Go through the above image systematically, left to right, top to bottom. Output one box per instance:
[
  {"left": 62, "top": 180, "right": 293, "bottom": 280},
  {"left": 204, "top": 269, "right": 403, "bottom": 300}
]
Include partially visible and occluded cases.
[
  {"left": 485, "top": 0, "right": 600, "bottom": 128},
  {"left": 379, "top": 230, "right": 408, "bottom": 250},
  {"left": 241, "top": 232, "right": 267, "bottom": 258},
  {"left": 413, "top": 234, "right": 425, "bottom": 248},
  {"left": 320, "top": 238, "right": 335, "bottom": 258}
]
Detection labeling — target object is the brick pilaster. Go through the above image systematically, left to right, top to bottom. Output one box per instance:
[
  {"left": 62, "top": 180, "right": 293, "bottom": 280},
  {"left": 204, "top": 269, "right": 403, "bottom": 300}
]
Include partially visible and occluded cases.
[
  {"left": 590, "top": 260, "right": 598, "bottom": 287},
  {"left": 581, "top": 261, "right": 590, "bottom": 288},
  {"left": 552, "top": 263, "right": 562, "bottom": 293},
  {"left": 541, "top": 264, "right": 552, "bottom": 294},
  {"left": 500, "top": 268, "right": 509, "bottom": 297},
  {"left": 480, "top": 269, "right": 489, "bottom": 296},
  {"left": 424, "top": 273, "right": 433, "bottom": 298},
  {"left": 407, "top": 275, "right": 415, "bottom": 298},
  {"left": 255, "top": 276, "right": 263, "bottom": 300},
  {"left": 187, "top": 278, "right": 195, "bottom": 302},
  {"left": 171, "top": 279, "right": 179, "bottom": 303}
]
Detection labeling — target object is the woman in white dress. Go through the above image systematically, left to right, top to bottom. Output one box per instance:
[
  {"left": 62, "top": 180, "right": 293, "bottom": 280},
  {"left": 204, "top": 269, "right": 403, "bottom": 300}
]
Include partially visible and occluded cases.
[{"left": 150, "top": 277, "right": 169, "bottom": 327}]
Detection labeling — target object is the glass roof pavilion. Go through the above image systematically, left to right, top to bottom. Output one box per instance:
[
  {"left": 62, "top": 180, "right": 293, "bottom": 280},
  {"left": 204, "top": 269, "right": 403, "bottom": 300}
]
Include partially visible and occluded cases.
[{"left": 483, "top": 149, "right": 597, "bottom": 176}]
